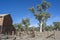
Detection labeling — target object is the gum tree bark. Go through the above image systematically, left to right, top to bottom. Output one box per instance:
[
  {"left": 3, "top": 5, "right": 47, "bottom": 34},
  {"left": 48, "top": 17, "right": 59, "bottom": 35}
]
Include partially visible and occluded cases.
[{"left": 40, "top": 21, "right": 43, "bottom": 32}]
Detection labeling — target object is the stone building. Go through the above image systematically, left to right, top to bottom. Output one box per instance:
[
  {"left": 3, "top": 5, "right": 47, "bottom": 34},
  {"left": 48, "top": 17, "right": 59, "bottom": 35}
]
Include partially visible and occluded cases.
[{"left": 0, "top": 14, "right": 15, "bottom": 35}]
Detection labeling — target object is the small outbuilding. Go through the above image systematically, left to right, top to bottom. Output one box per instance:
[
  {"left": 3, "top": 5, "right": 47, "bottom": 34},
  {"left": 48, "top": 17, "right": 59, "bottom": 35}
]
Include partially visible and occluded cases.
[{"left": 0, "top": 14, "right": 15, "bottom": 35}]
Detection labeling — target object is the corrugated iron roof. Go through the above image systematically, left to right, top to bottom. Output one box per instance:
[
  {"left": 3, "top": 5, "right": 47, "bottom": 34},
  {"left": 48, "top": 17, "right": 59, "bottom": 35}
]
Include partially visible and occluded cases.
[{"left": 0, "top": 14, "right": 9, "bottom": 16}]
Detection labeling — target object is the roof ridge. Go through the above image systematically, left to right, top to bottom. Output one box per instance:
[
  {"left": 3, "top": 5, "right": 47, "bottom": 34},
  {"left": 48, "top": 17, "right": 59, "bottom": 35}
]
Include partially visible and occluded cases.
[{"left": 0, "top": 14, "right": 9, "bottom": 16}]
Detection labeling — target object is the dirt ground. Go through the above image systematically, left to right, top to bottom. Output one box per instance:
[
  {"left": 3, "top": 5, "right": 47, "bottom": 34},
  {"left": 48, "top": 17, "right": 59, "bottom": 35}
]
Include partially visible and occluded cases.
[{"left": 0, "top": 31, "right": 60, "bottom": 40}]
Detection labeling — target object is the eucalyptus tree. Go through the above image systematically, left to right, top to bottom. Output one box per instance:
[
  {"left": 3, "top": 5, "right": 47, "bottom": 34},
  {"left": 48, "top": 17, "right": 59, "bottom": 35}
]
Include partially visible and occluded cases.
[
  {"left": 29, "top": 0, "right": 50, "bottom": 32},
  {"left": 22, "top": 18, "right": 30, "bottom": 32},
  {"left": 53, "top": 22, "right": 60, "bottom": 31},
  {"left": 13, "top": 23, "right": 23, "bottom": 31},
  {"left": 44, "top": 25, "right": 54, "bottom": 31}
]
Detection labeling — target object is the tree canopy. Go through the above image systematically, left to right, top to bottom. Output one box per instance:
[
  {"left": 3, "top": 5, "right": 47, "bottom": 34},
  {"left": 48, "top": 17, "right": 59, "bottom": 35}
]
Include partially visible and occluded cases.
[
  {"left": 29, "top": 0, "right": 51, "bottom": 32},
  {"left": 53, "top": 22, "right": 60, "bottom": 30}
]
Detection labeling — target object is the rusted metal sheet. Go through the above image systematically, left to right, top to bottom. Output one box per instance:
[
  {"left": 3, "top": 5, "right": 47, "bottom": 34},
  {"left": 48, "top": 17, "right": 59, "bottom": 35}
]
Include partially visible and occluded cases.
[{"left": 0, "top": 14, "right": 15, "bottom": 35}]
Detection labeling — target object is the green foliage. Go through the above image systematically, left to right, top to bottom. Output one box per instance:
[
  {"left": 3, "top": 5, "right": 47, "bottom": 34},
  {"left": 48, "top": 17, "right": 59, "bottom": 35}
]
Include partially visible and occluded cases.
[
  {"left": 29, "top": 0, "right": 51, "bottom": 32},
  {"left": 29, "top": 0, "right": 50, "bottom": 22},
  {"left": 41, "top": 0, "right": 50, "bottom": 11},
  {"left": 37, "top": 5, "right": 42, "bottom": 11},
  {"left": 29, "top": 7, "right": 35, "bottom": 13},
  {"left": 13, "top": 18, "right": 30, "bottom": 32},
  {"left": 22, "top": 18, "right": 30, "bottom": 31},
  {"left": 22, "top": 18, "right": 30, "bottom": 26},
  {"left": 53, "top": 22, "right": 60, "bottom": 30},
  {"left": 13, "top": 23, "right": 24, "bottom": 31},
  {"left": 29, "top": 26, "right": 40, "bottom": 31},
  {"left": 44, "top": 26, "right": 54, "bottom": 31},
  {"left": 29, "top": 27, "right": 34, "bottom": 31},
  {"left": 34, "top": 27, "right": 40, "bottom": 31}
]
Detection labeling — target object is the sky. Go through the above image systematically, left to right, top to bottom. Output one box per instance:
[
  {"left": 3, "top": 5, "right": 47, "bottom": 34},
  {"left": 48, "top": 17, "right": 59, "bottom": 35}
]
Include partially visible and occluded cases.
[{"left": 0, "top": 0, "right": 60, "bottom": 27}]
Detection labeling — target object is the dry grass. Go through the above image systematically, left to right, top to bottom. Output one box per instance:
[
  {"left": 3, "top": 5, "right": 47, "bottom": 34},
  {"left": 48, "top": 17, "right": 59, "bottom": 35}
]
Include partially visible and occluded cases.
[{"left": 0, "top": 31, "right": 60, "bottom": 40}]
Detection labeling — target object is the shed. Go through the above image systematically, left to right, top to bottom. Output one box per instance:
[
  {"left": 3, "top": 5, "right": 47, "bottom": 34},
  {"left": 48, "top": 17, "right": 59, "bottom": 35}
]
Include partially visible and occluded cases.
[{"left": 0, "top": 14, "right": 15, "bottom": 35}]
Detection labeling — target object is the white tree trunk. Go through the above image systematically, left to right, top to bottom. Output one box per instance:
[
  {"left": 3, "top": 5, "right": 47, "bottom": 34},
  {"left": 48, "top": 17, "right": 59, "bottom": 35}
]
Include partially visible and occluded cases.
[{"left": 40, "top": 21, "right": 43, "bottom": 33}]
